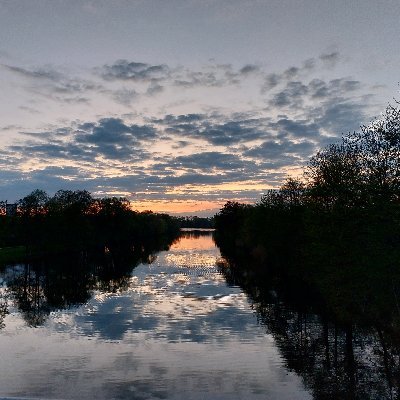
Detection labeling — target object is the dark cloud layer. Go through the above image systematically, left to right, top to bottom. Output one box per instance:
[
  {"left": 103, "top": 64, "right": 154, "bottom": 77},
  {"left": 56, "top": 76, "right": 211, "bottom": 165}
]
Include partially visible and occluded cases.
[
  {"left": 154, "top": 114, "right": 269, "bottom": 146},
  {"left": 11, "top": 118, "right": 157, "bottom": 163}
]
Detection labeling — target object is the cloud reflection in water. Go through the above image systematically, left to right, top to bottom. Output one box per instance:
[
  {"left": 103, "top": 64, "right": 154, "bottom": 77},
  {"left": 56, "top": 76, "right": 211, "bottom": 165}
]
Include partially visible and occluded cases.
[{"left": 0, "top": 232, "right": 311, "bottom": 400}]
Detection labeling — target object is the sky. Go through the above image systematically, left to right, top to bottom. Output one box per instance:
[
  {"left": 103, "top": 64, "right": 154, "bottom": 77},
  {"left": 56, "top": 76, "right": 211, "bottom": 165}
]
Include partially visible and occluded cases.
[{"left": 0, "top": 0, "right": 399, "bottom": 216}]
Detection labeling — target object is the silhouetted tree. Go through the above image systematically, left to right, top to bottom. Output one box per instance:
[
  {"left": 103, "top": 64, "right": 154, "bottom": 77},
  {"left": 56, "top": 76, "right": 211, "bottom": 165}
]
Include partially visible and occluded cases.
[
  {"left": 215, "top": 100, "right": 400, "bottom": 333},
  {"left": 347, "top": 104, "right": 400, "bottom": 202},
  {"left": 306, "top": 143, "right": 362, "bottom": 209},
  {"left": 17, "top": 189, "right": 49, "bottom": 217},
  {"left": 16, "top": 190, "right": 50, "bottom": 249}
]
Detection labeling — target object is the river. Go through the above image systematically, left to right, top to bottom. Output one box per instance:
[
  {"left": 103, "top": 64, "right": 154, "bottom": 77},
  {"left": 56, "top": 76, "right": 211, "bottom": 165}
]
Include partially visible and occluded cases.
[{"left": 0, "top": 230, "right": 312, "bottom": 399}]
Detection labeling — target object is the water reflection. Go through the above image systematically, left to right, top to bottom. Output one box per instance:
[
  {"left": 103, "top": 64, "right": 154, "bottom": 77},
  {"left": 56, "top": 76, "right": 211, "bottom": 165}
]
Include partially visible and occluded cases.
[
  {"left": 0, "top": 231, "right": 311, "bottom": 400},
  {"left": 1, "top": 231, "right": 397, "bottom": 399},
  {"left": 0, "top": 247, "right": 153, "bottom": 327},
  {"left": 220, "top": 260, "right": 400, "bottom": 399}
]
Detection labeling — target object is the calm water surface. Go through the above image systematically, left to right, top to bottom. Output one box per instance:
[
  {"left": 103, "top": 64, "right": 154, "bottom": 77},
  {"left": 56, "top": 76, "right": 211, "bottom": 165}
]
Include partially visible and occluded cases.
[{"left": 0, "top": 231, "right": 311, "bottom": 399}]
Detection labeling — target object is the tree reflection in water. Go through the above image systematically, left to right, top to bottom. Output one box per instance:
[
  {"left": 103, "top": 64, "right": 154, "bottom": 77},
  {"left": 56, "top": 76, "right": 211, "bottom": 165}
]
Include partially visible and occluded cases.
[
  {"left": 2, "top": 230, "right": 399, "bottom": 399},
  {"left": 2, "top": 244, "right": 169, "bottom": 327},
  {"left": 220, "top": 260, "right": 400, "bottom": 400},
  {"left": 0, "top": 291, "right": 8, "bottom": 329}
]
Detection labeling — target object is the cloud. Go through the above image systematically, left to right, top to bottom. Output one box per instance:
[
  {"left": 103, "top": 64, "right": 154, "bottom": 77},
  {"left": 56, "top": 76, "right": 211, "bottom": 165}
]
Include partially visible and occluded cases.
[
  {"left": 0, "top": 50, "right": 378, "bottom": 210},
  {"left": 319, "top": 51, "right": 341, "bottom": 68},
  {"left": 261, "top": 52, "right": 342, "bottom": 94},
  {"left": 3, "top": 54, "right": 358, "bottom": 118},
  {"left": 3, "top": 59, "right": 262, "bottom": 112},
  {"left": 97, "top": 60, "right": 262, "bottom": 93},
  {"left": 100, "top": 60, "right": 170, "bottom": 82},
  {"left": 261, "top": 60, "right": 313, "bottom": 94},
  {"left": 2, "top": 63, "right": 102, "bottom": 105},
  {"left": 173, "top": 63, "right": 259, "bottom": 88},
  {"left": 2, "top": 64, "right": 63, "bottom": 81},
  {"left": 2, "top": 64, "right": 97, "bottom": 93},
  {"left": 239, "top": 64, "right": 260, "bottom": 75},
  {"left": 174, "top": 70, "right": 225, "bottom": 88},
  {"left": 263, "top": 73, "right": 281, "bottom": 91},
  {"left": 264, "top": 75, "right": 365, "bottom": 140},
  {"left": 309, "top": 78, "right": 361, "bottom": 99},
  {"left": 269, "top": 81, "right": 309, "bottom": 107},
  {"left": 146, "top": 82, "right": 164, "bottom": 96},
  {"left": 112, "top": 88, "right": 139, "bottom": 106},
  {"left": 3, "top": 90, "right": 370, "bottom": 206},
  {"left": 314, "top": 99, "right": 367, "bottom": 135},
  {"left": 1, "top": 112, "right": 295, "bottom": 204},
  {"left": 153, "top": 113, "right": 205, "bottom": 124},
  {"left": 154, "top": 114, "right": 269, "bottom": 146},
  {"left": 10, "top": 118, "right": 157, "bottom": 164},
  {"left": 74, "top": 118, "right": 157, "bottom": 160},
  {"left": 77, "top": 118, "right": 157, "bottom": 142},
  {"left": 270, "top": 118, "right": 319, "bottom": 138},
  {"left": 201, "top": 121, "right": 266, "bottom": 145},
  {"left": 1, "top": 124, "right": 23, "bottom": 131},
  {"left": 20, "top": 126, "right": 71, "bottom": 138},
  {"left": 244, "top": 139, "right": 315, "bottom": 163},
  {"left": 9, "top": 142, "right": 95, "bottom": 161},
  {"left": 155, "top": 152, "right": 247, "bottom": 172},
  {"left": 0, "top": 166, "right": 93, "bottom": 202},
  {"left": 142, "top": 172, "right": 230, "bottom": 186}
]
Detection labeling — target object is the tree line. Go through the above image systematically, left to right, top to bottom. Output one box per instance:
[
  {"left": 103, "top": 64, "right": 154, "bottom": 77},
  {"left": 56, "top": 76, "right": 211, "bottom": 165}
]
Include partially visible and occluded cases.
[
  {"left": 214, "top": 103, "right": 400, "bottom": 328},
  {"left": 0, "top": 189, "right": 181, "bottom": 259},
  {"left": 176, "top": 216, "right": 214, "bottom": 229}
]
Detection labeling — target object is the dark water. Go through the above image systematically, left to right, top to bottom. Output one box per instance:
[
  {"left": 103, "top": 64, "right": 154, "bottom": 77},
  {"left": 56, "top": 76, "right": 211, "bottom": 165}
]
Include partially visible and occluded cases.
[{"left": 0, "top": 231, "right": 397, "bottom": 399}]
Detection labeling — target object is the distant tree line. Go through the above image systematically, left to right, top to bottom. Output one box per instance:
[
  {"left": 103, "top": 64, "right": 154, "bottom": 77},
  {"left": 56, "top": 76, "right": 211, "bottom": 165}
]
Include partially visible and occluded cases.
[
  {"left": 215, "top": 103, "right": 400, "bottom": 327},
  {"left": 0, "top": 190, "right": 180, "bottom": 259},
  {"left": 176, "top": 216, "right": 214, "bottom": 229}
]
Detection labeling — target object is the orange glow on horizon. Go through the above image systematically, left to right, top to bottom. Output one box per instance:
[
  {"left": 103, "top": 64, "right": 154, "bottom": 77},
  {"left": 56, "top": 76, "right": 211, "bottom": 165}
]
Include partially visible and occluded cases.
[
  {"left": 129, "top": 180, "right": 277, "bottom": 214},
  {"left": 165, "top": 180, "right": 274, "bottom": 195},
  {"left": 132, "top": 199, "right": 224, "bottom": 214}
]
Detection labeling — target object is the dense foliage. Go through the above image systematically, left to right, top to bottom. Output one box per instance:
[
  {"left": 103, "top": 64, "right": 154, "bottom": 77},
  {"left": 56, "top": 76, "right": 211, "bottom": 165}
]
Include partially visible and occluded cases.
[
  {"left": 215, "top": 104, "right": 400, "bottom": 328},
  {"left": 0, "top": 190, "right": 180, "bottom": 259}
]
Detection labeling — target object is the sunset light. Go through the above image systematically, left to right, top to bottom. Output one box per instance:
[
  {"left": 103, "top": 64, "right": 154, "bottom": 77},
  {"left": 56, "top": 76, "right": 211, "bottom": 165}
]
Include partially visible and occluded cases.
[
  {"left": 0, "top": 2, "right": 398, "bottom": 217},
  {"left": 1, "top": 2, "right": 400, "bottom": 399}
]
